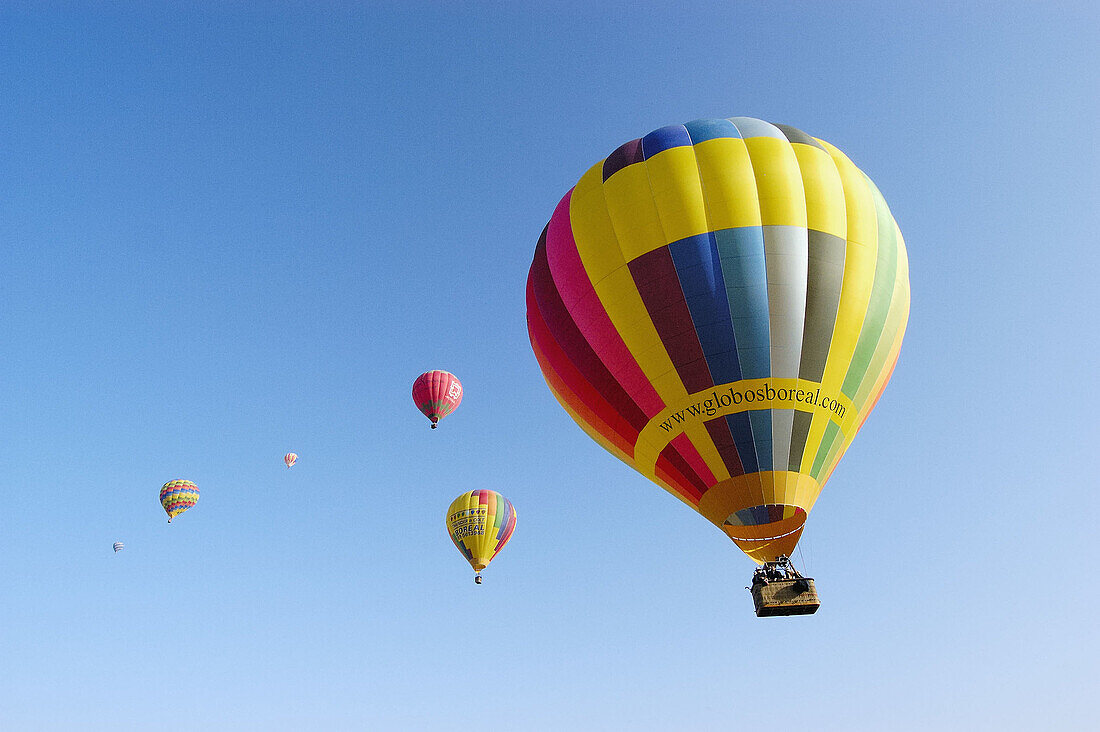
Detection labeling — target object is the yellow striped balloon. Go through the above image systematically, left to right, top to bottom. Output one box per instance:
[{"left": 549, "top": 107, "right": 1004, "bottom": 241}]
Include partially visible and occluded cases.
[
  {"left": 526, "top": 117, "right": 909, "bottom": 564},
  {"left": 160, "top": 479, "right": 199, "bottom": 523},
  {"left": 446, "top": 490, "right": 517, "bottom": 582}
]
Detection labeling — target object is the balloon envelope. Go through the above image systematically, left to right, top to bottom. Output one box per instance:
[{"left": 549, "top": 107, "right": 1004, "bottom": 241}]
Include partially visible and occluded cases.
[
  {"left": 526, "top": 117, "right": 909, "bottom": 564},
  {"left": 412, "top": 370, "right": 463, "bottom": 428},
  {"left": 284, "top": 452, "right": 298, "bottom": 468},
  {"left": 160, "top": 479, "right": 200, "bottom": 523},
  {"left": 446, "top": 490, "right": 517, "bottom": 573},
  {"left": 113, "top": 541, "right": 124, "bottom": 553}
]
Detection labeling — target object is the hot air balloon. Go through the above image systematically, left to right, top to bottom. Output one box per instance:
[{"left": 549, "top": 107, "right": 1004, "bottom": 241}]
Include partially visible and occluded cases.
[
  {"left": 526, "top": 117, "right": 909, "bottom": 581},
  {"left": 412, "top": 370, "right": 463, "bottom": 429},
  {"left": 284, "top": 452, "right": 298, "bottom": 469},
  {"left": 160, "top": 479, "right": 200, "bottom": 523},
  {"left": 446, "top": 490, "right": 517, "bottom": 584},
  {"left": 113, "top": 541, "right": 124, "bottom": 553}
]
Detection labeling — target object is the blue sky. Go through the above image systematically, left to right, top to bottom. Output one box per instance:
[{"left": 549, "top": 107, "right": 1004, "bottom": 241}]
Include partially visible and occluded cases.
[{"left": 1, "top": 3, "right": 1097, "bottom": 730}]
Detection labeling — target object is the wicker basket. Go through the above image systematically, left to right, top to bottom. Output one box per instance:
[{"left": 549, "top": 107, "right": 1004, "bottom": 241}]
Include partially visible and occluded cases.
[{"left": 750, "top": 577, "right": 821, "bottom": 617}]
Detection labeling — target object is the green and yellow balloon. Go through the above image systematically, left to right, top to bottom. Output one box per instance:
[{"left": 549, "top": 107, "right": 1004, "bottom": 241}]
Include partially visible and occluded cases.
[
  {"left": 526, "top": 117, "right": 909, "bottom": 564},
  {"left": 160, "top": 479, "right": 199, "bottom": 523},
  {"left": 446, "top": 490, "right": 517, "bottom": 583}
]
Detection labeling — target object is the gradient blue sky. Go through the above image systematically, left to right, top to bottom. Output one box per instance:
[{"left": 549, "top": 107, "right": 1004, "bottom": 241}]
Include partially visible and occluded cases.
[{"left": 1, "top": 3, "right": 1097, "bottom": 730}]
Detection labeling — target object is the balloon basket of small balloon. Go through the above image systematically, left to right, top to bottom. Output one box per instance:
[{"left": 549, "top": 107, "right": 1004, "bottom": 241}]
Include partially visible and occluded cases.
[{"left": 750, "top": 577, "right": 820, "bottom": 617}]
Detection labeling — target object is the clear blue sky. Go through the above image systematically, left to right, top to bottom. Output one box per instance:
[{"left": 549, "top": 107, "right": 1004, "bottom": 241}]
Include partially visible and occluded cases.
[{"left": 1, "top": 3, "right": 1097, "bottom": 730}]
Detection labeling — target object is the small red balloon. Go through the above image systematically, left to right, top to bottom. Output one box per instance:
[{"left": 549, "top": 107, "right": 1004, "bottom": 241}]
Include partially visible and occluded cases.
[{"left": 412, "top": 371, "right": 463, "bottom": 428}]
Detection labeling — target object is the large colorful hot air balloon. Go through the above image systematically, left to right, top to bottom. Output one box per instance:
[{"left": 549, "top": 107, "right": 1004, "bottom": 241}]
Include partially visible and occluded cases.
[
  {"left": 526, "top": 117, "right": 909, "bottom": 565},
  {"left": 412, "top": 370, "right": 463, "bottom": 429},
  {"left": 284, "top": 452, "right": 298, "bottom": 469},
  {"left": 160, "top": 479, "right": 200, "bottom": 523},
  {"left": 446, "top": 490, "right": 517, "bottom": 584},
  {"left": 113, "top": 541, "right": 124, "bottom": 553}
]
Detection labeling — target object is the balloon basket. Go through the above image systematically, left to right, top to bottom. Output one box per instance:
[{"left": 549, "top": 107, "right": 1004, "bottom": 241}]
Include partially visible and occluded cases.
[{"left": 748, "top": 555, "right": 820, "bottom": 617}]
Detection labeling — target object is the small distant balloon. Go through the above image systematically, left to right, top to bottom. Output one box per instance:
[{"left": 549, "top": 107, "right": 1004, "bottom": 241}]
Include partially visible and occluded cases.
[
  {"left": 412, "top": 370, "right": 463, "bottom": 429},
  {"left": 284, "top": 452, "right": 298, "bottom": 468},
  {"left": 160, "top": 479, "right": 199, "bottom": 523},
  {"left": 446, "top": 490, "right": 517, "bottom": 584},
  {"left": 113, "top": 541, "right": 124, "bottom": 553}
]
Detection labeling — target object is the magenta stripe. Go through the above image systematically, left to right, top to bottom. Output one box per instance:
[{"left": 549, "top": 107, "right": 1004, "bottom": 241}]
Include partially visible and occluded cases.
[
  {"left": 544, "top": 190, "right": 666, "bottom": 418},
  {"left": 545, "top": 190, "right": 719, "bottom": 489},
  {"left": 530, "top": 230, "right": 649, "bottom": 433},
  {"left": 668, "top": 432, "right": 718, "bottom": 489},
  {"left": 657, "top": 438, "right": 708, "bottom": 499}
]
